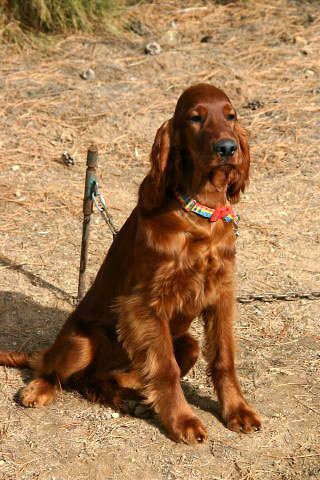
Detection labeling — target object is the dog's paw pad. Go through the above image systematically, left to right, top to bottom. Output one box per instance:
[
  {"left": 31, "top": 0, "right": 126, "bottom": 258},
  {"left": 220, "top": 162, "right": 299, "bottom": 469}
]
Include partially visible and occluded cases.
[
  {"left": 226, "top": 404, "right": 261, "bottom": 433},
  {"left": 170, "top": 415, "right": 208, "bottom": 444}
]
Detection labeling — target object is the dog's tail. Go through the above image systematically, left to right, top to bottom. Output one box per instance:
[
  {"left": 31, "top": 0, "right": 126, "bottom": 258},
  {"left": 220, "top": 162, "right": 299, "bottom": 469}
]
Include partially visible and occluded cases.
[{"left": 0, "top": 350, "right": 38, "bottom": 368}]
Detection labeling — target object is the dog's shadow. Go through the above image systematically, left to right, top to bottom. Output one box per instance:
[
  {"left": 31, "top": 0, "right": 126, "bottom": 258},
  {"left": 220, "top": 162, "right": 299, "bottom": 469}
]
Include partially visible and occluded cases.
[
  {"left": 0, "top": 289, "right": 69, "bottom": 389},
  {"left": 0, "top": 290, "right": 68, "bottom": 351},
  {"left": 182, "top": 380, "right": 220, "bottom": 418}
]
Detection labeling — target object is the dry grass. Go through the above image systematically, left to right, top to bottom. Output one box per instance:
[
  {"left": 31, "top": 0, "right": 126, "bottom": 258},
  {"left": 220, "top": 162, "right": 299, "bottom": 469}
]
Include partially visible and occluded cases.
[
  {"left": 2, "top": 0, "right": 123, "bottom": 32},
  {"left": 0, "top": 1, "right": 319, "bottom": 479}
]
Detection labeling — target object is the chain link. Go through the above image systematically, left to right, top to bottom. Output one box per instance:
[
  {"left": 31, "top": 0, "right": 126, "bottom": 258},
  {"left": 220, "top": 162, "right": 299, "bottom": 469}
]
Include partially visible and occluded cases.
[
  {"left": 91, "top": 183, "right": 118, "bottom": 239},
  {"left": 237, "top": 290, "right": 320, "bottom": 304}
]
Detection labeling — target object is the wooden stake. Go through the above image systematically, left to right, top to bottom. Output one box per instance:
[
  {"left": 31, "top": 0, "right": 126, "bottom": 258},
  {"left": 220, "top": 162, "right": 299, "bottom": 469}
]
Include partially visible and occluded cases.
[{"left": 77, "top": 145, "right": 98, "bottom": 301}]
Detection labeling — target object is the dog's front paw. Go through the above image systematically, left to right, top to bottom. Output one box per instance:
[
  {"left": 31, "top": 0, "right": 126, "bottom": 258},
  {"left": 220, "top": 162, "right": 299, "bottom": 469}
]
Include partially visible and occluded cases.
[
  {"left": 225, "top": 403, "right": 261, "bottom": 433},
  {"left": 169, "top": 414, "right": 208, "bottom": 444}
]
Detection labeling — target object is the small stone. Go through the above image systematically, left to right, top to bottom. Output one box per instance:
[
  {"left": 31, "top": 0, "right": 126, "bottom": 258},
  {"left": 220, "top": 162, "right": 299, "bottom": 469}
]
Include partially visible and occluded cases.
[
  {"left": 145, "top": 42, "right": 161, "bottom": 56},
  {"left": 80, "top": 68, "right": 95, "bottom": 80},
  {"left": 305, "top": 69, "right": 315, "bottom": 77},
  {"left": 243, "top": 99, "right": 264, "bottom": 111},
  {"left": 61, "top": 151, "right": 75, "bottom": 166},
  {"left": 12, "top": 165, "right": 20, "bottom": 171},
  {"left": 15, "top": 190, "right": 22, "bottom": 197},
  {"left": 111, "top": 412, "right": 120, "bottom": 419}
]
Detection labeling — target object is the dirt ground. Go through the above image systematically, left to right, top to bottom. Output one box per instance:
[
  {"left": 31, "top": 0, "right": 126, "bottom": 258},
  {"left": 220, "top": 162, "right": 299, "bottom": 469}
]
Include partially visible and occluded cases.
[{"left": 0, "top": 1, "right": 319, "bottom": 479}]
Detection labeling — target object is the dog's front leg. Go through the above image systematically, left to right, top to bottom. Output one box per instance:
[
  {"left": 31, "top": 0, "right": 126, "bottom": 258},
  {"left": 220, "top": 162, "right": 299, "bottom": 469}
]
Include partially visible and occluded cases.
[
  {"left": 203, "top": 291, "right": 261, "bottom": 433},
  {"left": 118, "top": 298, "right": 207, "bottom": 444}
]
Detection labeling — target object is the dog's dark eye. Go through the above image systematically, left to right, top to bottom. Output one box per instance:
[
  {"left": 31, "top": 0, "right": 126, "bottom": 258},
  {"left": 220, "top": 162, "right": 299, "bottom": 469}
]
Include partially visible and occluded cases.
[
  {"left": 227, "top": 113, "right": 236, "bottom": 121},
  {"left": 190, "top": 115, "right": 203, "bottom": 123}
]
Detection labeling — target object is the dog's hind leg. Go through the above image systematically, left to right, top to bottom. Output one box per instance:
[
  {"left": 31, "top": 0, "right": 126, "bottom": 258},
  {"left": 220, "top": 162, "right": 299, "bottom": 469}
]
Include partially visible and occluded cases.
[{"left": 20, "top": 334, "right": 94, "bottom": 408}]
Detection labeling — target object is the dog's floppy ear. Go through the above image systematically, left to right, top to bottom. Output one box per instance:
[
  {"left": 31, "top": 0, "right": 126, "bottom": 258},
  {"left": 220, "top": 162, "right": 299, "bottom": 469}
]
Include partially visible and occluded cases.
[
  {"left": 138, "top": 119, "right": 174, "bottom": 210},
  {"left": 227, "top": 122, "right": 251, "bottom": 204}
]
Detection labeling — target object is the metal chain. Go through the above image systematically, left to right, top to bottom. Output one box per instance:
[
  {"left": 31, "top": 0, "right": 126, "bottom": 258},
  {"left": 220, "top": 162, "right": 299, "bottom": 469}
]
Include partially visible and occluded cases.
[
  {"left": 91, "top": 183, "right": 118, "bottom": 239},
  {"left": 91, "top": 183, "right": 319, "bottom": 305},
  {"left": 237, "top": 290, "right": 320, "bottom": 304}
]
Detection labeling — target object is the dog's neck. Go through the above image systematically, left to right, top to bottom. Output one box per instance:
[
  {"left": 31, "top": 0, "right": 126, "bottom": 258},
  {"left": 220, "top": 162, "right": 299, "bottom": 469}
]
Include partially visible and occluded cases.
[{"left": 179, "top": 166, "right": 230, "bottom": 209}]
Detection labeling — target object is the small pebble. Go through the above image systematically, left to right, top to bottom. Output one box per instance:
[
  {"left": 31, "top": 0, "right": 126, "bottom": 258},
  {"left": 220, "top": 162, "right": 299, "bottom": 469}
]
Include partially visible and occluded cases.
[
  {"left": 145, "top": 42, "right": 161, "bottom": 55},
  {"left": 80, "top": 68, "right": 95, "bottom": 80},
  {"left": 305, "top": 69, "right": 315, "bottom": 77},
  {"left": 244, "top": 99, "right": 264, "bottom": 111},
  {"left": 62, "top": 151, "right": 75, "bottom": 166},
  {"left": 12, "top": 165, "right": 20, "bottom": 171},
  {"left": 111, "top": 412, "right": 120, "bottom": 419}
]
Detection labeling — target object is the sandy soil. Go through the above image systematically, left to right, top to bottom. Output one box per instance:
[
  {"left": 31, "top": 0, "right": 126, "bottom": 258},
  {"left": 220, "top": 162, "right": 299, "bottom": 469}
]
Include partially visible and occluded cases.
[{"left": 0, "top": 1, "right": 319, "bottom": 479}]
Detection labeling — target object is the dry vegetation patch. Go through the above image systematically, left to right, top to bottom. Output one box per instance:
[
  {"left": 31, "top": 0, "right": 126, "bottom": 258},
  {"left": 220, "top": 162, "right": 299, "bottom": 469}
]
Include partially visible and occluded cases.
[{"left": 0, "top": 1, "right": 319, "bottom": 479}]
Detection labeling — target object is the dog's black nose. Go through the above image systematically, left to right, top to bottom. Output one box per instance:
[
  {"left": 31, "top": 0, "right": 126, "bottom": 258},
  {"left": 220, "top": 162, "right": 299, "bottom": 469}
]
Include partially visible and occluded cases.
[{"left": 213, "top": 139, "right": 237, "bottom": 157}]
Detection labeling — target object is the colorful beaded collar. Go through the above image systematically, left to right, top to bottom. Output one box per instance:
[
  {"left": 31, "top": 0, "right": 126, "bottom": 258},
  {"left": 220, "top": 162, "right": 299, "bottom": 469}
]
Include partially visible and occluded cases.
[{"left": 175, "top": 191, "right": 239, "bottom": 226}]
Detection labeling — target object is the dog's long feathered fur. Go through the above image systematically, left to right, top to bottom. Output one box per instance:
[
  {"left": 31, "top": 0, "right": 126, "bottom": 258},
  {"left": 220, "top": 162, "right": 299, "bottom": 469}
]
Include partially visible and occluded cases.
[{"left": 0, "top": 84, "right": 261, "bottom": 443}]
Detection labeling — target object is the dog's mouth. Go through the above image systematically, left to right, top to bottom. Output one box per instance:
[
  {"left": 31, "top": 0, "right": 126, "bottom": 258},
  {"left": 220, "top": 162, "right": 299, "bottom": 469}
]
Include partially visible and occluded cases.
[
  {"left": 203, "top": 151, "right": 238, "bottom": 168},
  {"left": 215, "top": 160, "right": 236, "bottom": 170}
]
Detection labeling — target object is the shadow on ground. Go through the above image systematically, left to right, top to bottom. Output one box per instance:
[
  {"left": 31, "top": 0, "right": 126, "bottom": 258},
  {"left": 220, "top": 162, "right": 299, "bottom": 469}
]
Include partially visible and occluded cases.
[
  {"left": 0, "top": 254, "right": 75, "bottom": 304},
  {"left": 0, "top": 290, "right": 68, "bottom": 351},
  {"left": 182, "top": 380, "right": 220, "bottom": 418}
]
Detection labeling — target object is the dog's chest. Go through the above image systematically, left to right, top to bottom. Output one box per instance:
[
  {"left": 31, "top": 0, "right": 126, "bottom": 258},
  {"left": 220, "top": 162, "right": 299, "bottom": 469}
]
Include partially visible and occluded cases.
[{"left": 150, "top": 224, "right": 236, "bottom": 318}]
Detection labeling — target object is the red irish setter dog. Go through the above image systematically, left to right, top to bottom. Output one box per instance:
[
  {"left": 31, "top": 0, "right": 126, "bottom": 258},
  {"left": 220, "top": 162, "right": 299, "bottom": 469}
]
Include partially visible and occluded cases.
[{"left": 0, "top": 84, "right": 261, "bottom": 443}]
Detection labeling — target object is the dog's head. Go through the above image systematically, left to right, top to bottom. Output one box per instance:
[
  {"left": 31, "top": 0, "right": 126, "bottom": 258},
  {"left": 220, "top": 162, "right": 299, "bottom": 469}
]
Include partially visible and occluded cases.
[{"left": 139, "top": 84, "right": 250, "bottom": 210}]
